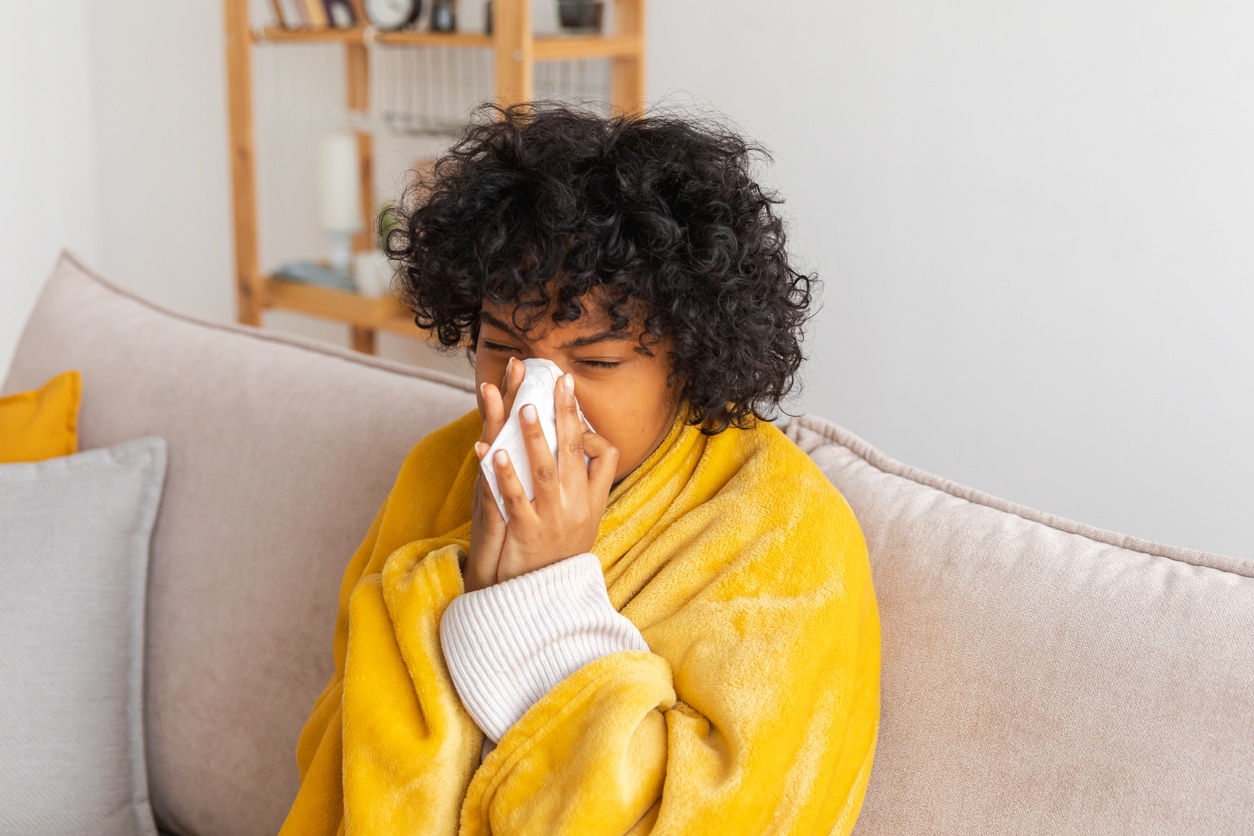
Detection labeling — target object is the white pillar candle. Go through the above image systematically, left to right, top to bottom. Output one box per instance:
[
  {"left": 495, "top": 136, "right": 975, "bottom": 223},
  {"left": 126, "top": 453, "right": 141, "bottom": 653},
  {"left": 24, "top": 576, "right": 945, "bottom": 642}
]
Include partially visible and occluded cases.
[{"left": 318, "top": 133, "right": 363, "bottom": 234}]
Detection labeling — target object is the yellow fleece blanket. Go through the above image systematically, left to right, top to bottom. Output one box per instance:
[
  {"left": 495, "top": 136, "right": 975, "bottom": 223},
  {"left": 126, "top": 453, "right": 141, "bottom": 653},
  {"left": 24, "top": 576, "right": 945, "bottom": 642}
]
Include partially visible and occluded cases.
[{"left": 281, "top": 408, "right": 879, "bottom": 835}]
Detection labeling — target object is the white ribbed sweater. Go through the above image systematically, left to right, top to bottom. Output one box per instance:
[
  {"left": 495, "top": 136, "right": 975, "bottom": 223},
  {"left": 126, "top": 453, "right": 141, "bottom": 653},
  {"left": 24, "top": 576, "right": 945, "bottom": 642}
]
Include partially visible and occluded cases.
[{"left": 439, "top": 552, "right": 649, "bottom": 743}]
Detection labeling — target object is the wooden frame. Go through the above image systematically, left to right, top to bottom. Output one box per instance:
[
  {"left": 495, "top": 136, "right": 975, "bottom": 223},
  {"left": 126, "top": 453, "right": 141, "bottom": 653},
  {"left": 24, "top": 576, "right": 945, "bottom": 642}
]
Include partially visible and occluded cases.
[{"left": 224, "top": 0, "right": 647, "bottom": 352}]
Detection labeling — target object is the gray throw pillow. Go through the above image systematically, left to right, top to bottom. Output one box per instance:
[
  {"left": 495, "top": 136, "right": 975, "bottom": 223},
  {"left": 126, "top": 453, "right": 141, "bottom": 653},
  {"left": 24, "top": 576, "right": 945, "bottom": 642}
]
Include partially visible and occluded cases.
[{"left": 0, "top": 437, "right": 165, "bottom": 836}]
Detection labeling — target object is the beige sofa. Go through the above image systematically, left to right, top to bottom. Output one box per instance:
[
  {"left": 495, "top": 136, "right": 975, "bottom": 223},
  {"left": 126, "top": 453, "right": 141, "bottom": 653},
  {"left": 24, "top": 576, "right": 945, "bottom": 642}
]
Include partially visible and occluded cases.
[{"left": 5, "top": 252, "right": 1252, "bottom": 835}]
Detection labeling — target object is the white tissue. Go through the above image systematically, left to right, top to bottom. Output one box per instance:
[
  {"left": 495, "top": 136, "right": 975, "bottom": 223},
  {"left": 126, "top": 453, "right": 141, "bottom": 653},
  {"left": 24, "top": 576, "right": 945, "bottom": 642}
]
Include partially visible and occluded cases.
[{"left": 481, "top": 358, "right": 590, "bottom": 522}]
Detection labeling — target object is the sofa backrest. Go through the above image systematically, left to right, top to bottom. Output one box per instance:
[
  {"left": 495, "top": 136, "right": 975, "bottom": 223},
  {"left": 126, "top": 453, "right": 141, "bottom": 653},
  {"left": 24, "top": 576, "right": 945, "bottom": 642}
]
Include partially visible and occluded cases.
[
  {"left": 4, "top": 253, "right": 477, "bottom": 836},
  {"left": 8, "top": 253, "right": 1252, "bottom": 834},
  {"left": 788, "top": 416, "right": 1254, "bottom": 834}
]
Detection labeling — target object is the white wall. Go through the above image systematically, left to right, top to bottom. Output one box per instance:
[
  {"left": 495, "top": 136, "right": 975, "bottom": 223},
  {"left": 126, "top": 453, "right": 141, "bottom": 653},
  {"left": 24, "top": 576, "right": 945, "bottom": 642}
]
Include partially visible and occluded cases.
[
  {"left": 0, "top": 0, "right": 467, "bottom": 382},
  {"left": 0, "top": 1, "right": 100, "bottom": 380},
  {"left": 0, "top": 1, "right": 237, "bottom": 378},
  {"left": 1, "top": 1, "right": 1250, "bottom": 557},
  {"left": 84, "top": 1, "right": 237, "bottom": 326},
  {"left": 651, "top": 1, "right": 1254, "bottom": 558}
]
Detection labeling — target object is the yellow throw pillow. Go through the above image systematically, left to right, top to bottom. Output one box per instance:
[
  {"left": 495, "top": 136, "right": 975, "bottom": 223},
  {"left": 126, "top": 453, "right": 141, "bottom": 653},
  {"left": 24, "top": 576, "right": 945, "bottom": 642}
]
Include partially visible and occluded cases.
[{"left": 0, "top": 370, "right": 82, "bottom": 464}]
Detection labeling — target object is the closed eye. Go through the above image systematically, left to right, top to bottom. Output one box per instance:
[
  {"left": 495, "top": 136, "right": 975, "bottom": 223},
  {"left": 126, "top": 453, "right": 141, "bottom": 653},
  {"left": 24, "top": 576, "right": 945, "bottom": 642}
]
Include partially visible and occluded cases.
[
  {"left": 482, "top": 340, "right": 523, "bottom": 355},
  {"left": 577, "top": 359, "right": 623, "bottom": 369}
]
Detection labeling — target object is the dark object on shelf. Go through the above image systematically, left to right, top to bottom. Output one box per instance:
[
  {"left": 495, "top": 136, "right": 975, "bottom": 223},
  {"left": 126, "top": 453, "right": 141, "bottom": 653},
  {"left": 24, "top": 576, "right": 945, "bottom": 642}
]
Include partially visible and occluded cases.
[
  {"left": 322, "top": 0, "right": 356, "bottom": 28},
  {"left": 430, "top": 0, "right": 457, "bottom": 32},
  {"left": 485, "top": 0, "right": 493, "bottom": 35},
  {"left": 557, "top": 1, "right": 603, "bottom": 34},
  {"left": 273, "top": 260, "right": 356, "bottom": 293}
]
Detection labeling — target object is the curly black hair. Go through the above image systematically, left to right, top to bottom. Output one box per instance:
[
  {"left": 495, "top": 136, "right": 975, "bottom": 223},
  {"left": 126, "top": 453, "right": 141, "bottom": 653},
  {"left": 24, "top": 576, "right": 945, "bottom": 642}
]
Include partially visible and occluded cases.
[{"left": 382, "top": 102, "right": 815, "bottom": 433}]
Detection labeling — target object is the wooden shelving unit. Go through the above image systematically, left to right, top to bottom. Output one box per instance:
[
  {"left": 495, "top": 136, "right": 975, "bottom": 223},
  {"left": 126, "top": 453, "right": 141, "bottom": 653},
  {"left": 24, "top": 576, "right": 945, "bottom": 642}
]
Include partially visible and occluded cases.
[{"left": 223, "top": 0, "right": 647, "bottom": 354}]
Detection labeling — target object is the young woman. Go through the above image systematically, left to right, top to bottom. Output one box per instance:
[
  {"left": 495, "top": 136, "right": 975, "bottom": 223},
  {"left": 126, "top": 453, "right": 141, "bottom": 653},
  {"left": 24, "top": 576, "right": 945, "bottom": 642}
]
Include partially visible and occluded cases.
[{"left": 281, "top": 103, "right": 880, "bottom": 835}]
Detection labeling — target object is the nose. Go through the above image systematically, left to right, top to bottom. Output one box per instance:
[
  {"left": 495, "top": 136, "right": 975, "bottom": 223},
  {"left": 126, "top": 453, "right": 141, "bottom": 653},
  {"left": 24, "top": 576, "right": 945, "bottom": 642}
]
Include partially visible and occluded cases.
[{"left": 520, "top": 351, "right": 569, "bottom": 375}]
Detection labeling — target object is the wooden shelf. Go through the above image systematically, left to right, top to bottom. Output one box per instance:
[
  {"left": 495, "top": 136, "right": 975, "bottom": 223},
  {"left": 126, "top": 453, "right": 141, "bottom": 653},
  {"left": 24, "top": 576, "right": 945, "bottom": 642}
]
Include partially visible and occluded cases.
[
  {"left": 227, "top": 0, "right": 645, "bottom": 354},
  {"left": 254, "top": 26, "right": 367, "bottom": 43},
  {"left": 252, "top": 28, "right": 642, "bottom": 60},
  {"left": 255, "top": 28, "right": 493, "bottom": 48},
  {"left": 374, "top": 31, "right": 494, "bottom": 47},
  {"left": 534, "top": 34, "right": 642, "bottom": 61},
  {"left": 264, "top": 278, "right": 420, "bottom": 338}
]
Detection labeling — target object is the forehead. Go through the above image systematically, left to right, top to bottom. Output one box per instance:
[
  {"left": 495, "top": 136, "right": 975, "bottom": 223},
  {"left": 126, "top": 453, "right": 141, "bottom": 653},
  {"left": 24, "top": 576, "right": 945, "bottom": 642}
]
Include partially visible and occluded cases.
[{"left": 479, "top": 291, "right": 635, "bottom": 340}]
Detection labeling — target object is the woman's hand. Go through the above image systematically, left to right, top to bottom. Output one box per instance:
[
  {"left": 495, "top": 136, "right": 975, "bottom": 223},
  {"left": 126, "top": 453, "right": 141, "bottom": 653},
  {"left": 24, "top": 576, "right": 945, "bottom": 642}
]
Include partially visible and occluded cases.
[
  {"left": 464, "top": 357, "right": 525, "bottom": 592},
  {"left": 466, "top": 364, "right": 618, "bottom": 591},
  {"left": 489, "top": 372, "right": 618, "bottom": 583}
]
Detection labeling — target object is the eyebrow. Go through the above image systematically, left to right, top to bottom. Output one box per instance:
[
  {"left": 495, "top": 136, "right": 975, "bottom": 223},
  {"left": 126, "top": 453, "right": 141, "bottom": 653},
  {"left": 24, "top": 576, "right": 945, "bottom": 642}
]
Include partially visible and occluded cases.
[{"left": 479, "top": 311, "right": 637, "bottom": 350}]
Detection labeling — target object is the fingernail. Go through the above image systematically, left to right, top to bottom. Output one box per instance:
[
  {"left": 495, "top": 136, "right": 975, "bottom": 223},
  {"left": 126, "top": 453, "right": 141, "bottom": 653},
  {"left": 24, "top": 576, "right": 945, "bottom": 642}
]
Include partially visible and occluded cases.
[
  {"left": 562, "top": 374, "right": 574, "bottom": 393},
  {"left": 479, "top": 382, "right": 487, "bottom": 397},
  {"left": 521, "top": 404, "right": 537, "bottom": 423},
  {"left": 495, "top": 449, "right": 509, "bottom": 465}
]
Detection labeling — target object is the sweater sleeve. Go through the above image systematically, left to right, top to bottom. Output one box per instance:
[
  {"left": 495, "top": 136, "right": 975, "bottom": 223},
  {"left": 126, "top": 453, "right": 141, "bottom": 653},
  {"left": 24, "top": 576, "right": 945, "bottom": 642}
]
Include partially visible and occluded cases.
[{"left": 439, "top": 552, "right": 650, "bottom": 742}]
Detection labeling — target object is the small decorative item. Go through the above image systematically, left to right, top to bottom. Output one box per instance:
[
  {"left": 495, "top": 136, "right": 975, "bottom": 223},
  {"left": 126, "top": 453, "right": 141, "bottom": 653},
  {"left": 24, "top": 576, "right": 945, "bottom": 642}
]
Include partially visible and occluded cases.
[
  {"left": 323, "top": 0, "right": 356, "bottom": 28},
  {"left": 364, "top": 0, "right": 421, "bottom": 31},
  {"left": 430, "top": 0, "right": 457, "bottom": 32},
  {"left": 556, "top": 0, "right": 603, "bottom": 34},
  {"left": 317, "top": 132, "right": 363, "bottom": 279},
  {"left": 377, "top": 200, "right": 406, "bottom": 249},
  {"left": 351, "top": 201, "right": 400, "bottom": 297},
  {"left": 352, "top": 251, "right": 394, "bottom": 297},
  {"left": 273, "top": 260, "right": 357, "bottom": 292}
]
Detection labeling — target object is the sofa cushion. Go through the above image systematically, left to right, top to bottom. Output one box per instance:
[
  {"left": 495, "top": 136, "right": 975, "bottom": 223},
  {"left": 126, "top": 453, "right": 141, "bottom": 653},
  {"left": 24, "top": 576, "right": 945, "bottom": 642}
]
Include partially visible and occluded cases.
[
  {"left": 2, "top": 252, "right": 477, "bottom": 836},
  {"left": 0, "top": 369, "right": 81, "bottom": 463},
  {"left": 786, "top": 415, "right": 1254, "bottom": 834},
  {"left": 0, "top": 437, "right": 165, "bottom": 836}
]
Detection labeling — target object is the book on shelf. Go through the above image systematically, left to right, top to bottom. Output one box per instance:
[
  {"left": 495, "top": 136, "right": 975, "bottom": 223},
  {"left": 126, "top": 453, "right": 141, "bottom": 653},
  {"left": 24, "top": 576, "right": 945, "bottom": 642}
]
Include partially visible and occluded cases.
[
  {"left": 270, "top": 0, "right": 357, "bottom": 29},
  {"left": 270, "top": 0, "right": 304, "bottom": 28},
  {"left": 301, "top": 0, "right": 328, "bottom": 27}
]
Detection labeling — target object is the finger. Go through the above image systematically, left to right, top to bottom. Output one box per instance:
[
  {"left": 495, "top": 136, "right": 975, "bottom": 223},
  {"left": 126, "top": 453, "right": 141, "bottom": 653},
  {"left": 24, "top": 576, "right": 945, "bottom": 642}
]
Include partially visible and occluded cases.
[
  {"left": 479, "top": 356, "right": 521, "bottom": 444},
  {"left": 498, "top": 356, "right": 525, "bottom": 422},
  {"left": 554, "top": 374, "right": 587, "bottom": 484},
  {"left": 480, "top": 382, "right": 506, "bottom": 445},
  {"left": 518, "top": 403, "right": 559, "bottom": 500},
  {"left": 582, "top": 431, "right": 619, "bottom": 501},
  {"left": 474, "top": 441, "right": 489, "bottom": 460},
  {"left": 492, "top": 449, "right": 538, "bottom": 522},
  {"left": 473, "top": 469, "right": 507, "bottom": 560},
  {"left": 476, "top": 472, "right": 506, "bottom": 529},
  {"left": 466, "top": 475, "right": 505, "bottom": 591}
]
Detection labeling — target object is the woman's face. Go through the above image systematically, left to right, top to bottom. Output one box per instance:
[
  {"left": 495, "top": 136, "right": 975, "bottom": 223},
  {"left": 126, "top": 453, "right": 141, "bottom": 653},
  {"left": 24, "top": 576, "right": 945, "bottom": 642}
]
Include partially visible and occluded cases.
[{"left": 473, "top": 296, "right": 680, "bottom": 484}]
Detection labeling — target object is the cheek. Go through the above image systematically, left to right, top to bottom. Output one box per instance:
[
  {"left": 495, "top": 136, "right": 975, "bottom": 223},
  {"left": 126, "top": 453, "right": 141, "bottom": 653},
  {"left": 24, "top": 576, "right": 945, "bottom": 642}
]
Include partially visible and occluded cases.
[
  {"left": 475, "top": 353, "right": 508, "bottom": 387},
  {"left": 473, "top": 354, "right": 508, "bottom": 415},
  {"left": 573, "top": 376, "right": 671, "bottom": 445},
  {"left": 567, "top": 382, "right": 622, "bottom": 436}
]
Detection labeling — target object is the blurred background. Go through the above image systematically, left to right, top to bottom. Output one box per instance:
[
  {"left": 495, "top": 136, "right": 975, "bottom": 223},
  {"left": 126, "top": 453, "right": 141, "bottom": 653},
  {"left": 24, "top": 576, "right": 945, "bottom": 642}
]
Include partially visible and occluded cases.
[{"left": 2, "top": 0, "right": 1251, "bottom": 558}]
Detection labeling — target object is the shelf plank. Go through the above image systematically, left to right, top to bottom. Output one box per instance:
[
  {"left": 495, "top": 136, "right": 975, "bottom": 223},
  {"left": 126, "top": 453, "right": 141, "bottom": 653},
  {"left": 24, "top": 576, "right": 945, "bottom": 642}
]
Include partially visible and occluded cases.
[
  {"left": 254, "top": 26, "right": 367, "bottom": 43},
  {"left": 254, "top": 27, "right": 641, "bottom": 60},
  {"left": 374, "top": 31, "right": 494, "bottom": 48},
  {"left": 534, "top": 34, "right": 642, "bottom": 61},
  {"left": 264, "top": 278, "right": 420, "bottom": 338}
]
